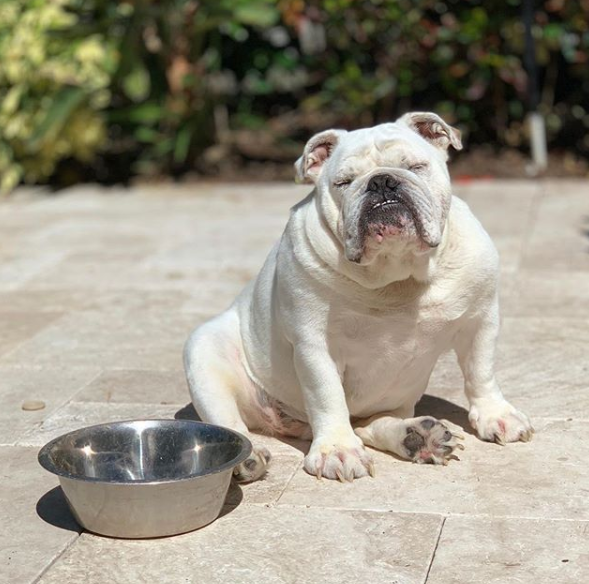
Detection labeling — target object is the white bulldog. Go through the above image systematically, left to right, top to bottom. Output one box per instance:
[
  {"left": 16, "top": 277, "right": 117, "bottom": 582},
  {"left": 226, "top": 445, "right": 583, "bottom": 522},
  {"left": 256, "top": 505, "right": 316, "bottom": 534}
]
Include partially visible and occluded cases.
[{"left": 184, "top": 112, "right": 533, "bottom": 482}]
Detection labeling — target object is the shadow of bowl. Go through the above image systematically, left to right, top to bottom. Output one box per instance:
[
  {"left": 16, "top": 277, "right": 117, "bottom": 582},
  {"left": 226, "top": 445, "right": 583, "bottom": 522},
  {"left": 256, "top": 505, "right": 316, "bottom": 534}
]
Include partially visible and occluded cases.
[{"left": 36, "top": 486, "right": 81, "bottom": 533}]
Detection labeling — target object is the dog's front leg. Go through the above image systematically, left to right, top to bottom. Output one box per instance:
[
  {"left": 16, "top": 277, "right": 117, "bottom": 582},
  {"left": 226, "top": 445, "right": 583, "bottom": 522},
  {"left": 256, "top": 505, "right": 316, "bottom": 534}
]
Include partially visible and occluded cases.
[
  {"left": 454, "top": 301, "right": 534, "bottom": 444},
  {"left": 294, "top": 343, "right": 374, "bottom": 481}
]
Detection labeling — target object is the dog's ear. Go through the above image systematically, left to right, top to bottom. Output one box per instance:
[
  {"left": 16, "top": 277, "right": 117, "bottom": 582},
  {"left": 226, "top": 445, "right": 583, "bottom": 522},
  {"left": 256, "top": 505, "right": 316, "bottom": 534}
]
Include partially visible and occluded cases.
[
  {"left": 398, "top": 112, "right": 462, "bottom": 152},
  {"left": 294, "top": 129, "right": 347, "bottom": 184}
]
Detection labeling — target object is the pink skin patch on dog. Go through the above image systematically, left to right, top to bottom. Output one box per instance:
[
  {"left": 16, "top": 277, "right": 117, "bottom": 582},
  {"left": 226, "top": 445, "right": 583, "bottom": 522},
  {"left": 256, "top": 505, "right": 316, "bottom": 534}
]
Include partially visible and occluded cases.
[
  {"left": 368, "top": 222, "right": 406, "bottom": 241},
  {"left": 497, "top": 419, "right": 507, "bottom": 435}
]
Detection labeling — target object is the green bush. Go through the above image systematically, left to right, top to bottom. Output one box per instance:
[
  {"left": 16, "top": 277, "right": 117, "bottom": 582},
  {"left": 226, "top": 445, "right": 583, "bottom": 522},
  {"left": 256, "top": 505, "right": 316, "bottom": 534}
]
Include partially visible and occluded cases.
[
  {"left": 0, "top": 0, "right": 120, "bottom": 192},
  {"left": 1, "top": 0, "right": 587, "bottom": 191},
  {"left": 102, "top": 0, "right": 281, "bottom": 177}
]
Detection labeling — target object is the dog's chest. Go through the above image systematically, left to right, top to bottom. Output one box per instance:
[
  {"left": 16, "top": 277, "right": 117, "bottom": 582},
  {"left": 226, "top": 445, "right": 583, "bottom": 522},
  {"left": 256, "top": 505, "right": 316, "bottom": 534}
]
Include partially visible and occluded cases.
[
  {"left": 329, "top": 288, "right": 469, "bottom": 414},
  {"left": 334, "top": 303, "right": 457, "bottom": 363}
]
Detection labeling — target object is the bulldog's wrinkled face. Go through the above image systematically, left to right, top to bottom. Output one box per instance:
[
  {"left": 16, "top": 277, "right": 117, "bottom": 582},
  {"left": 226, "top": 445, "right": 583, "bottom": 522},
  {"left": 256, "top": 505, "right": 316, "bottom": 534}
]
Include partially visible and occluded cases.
[{"left": 295, "top": 112, "right": 462, "bottom": 264}]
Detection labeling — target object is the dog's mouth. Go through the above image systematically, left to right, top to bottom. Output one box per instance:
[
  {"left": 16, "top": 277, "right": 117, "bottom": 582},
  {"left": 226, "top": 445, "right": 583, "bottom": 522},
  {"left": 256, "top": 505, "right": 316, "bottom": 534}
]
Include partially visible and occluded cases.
[
  {"left": 344, "top": 172, "right": 442, "bottom": 263},
  {"left": 359, "top": 189, "right": 416, "bottom": 233},
  {"left": 366, "top": 196, "right": 411, "bottom": 218},
  {"left": 369, "top": 197, "right": 404, "bottom": 211}
]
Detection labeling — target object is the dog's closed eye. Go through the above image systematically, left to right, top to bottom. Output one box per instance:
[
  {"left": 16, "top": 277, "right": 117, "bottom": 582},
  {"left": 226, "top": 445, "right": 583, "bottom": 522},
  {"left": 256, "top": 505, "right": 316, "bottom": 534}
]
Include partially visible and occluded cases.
[
  {"left": 409, "top": 163, "right": 429, "bottom": 173},
  {"left": 333, "top": 177, "right": 354, "bottom": 188}
]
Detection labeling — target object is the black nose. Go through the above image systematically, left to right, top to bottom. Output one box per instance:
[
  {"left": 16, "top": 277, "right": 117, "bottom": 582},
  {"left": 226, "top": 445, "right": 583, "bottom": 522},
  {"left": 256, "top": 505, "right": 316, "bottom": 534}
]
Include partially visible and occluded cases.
[{"left": 367, "top": 174, "right": 399, "bottom": 192}]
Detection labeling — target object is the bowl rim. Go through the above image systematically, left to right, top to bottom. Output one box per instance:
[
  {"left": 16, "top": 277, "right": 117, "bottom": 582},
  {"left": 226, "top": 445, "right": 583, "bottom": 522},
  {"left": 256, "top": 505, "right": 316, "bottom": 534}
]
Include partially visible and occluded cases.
[{"left": 37, "top": 419, "right": 253, "bottom": 485}]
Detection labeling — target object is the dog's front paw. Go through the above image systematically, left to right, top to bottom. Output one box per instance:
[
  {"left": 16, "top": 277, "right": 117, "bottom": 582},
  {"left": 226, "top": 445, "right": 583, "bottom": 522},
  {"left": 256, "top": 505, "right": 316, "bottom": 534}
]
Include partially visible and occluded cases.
[
  {"left": 469, "top": 398, "right": 534, "bottom": 445},
  {"left": 402, "top": 417, "right": 465, "bottom": 465},
  {"left": 304, "top": 434, "right": 374, "bottom": 482},
  {"left": 233, "top": 446, "right": 272, "bottom": 483}
]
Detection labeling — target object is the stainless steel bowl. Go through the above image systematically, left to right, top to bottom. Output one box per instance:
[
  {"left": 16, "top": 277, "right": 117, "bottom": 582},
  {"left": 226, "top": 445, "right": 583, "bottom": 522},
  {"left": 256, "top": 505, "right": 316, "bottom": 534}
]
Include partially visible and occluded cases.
[{"left": 38, "top": 419, "right": 251, "bottom": 538}]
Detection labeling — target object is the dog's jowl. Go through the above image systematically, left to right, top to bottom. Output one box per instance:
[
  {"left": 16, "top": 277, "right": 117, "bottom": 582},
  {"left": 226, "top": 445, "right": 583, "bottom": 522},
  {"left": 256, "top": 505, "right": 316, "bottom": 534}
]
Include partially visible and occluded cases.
[{"left": 184, "top": 112, "right": 533, "bottom": 483}]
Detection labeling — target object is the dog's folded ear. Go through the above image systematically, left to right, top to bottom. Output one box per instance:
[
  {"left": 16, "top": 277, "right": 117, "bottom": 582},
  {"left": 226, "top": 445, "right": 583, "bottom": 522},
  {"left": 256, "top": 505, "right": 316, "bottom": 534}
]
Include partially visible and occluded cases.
[
  {"left": 398, "top": 112, "right": 462, "bottom": 152},
  {"left": 295, "top": 129, "right": 347, "bottom": 184}
]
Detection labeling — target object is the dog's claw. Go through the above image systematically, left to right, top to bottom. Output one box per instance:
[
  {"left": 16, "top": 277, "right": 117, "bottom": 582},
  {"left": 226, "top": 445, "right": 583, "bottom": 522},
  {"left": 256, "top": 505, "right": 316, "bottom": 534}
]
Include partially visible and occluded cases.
[
  {"left": 494, "top": 434, "right": 506, "bottom": 446},
  {"left": 456, "top": 442, "right": 465, "bottom": 451},
  {"left": 367, "top": 461, "right": 376, "bottom": 477},
  {"left": 315, "top": 466, "right": 323, "bottom": 480},
  {"left": 335, "top": 469, "right": 346, "bottom": 483}
]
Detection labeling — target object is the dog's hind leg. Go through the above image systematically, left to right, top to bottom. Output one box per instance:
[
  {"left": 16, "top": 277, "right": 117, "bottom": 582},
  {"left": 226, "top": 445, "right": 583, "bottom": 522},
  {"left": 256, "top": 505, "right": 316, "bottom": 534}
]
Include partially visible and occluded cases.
[{"left": 183, "top": 309, "right": 271, "bottom": 483}]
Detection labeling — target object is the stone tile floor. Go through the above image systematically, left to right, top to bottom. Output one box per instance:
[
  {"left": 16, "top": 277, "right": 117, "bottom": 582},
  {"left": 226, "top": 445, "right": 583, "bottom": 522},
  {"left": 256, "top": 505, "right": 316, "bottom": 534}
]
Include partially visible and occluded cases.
[{"left": 0, "top": 180, "right": 588, "bottom": 583}]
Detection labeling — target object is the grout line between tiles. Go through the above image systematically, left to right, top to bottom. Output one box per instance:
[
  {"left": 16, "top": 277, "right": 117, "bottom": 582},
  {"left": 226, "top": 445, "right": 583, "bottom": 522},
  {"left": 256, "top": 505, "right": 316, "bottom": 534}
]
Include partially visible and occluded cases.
[
  {"left": 0, "top": 311, "right": 67, "bottom": 363},
  {"left": 273, "top": 457, "right": 305, "bottom": 506},
  {"left": 268, "top": 503, "right": 589, "bottom": 523},
  {"left": 424, "top": 515, "right": 446, "bottom": 583},
  {"left": 30, "top": 532, "right": 80, "bottom": 584}
]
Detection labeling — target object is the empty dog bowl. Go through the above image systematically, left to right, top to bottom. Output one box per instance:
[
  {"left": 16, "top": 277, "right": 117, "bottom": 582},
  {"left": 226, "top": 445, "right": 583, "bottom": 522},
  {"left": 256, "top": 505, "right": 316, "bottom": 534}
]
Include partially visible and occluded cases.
[{"left": 38, "top": 419, "right": 251, "bottom": 538}]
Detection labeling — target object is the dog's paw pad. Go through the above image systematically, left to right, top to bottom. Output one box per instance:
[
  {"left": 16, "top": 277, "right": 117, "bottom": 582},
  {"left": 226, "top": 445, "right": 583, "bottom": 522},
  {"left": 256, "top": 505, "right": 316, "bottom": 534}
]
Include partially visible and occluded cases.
[
  {"left": 403, "top": 417, "right": 464, "bottom": 465},
  {"left": 233, "top": 446, "right": 271, "bottom": 483}
]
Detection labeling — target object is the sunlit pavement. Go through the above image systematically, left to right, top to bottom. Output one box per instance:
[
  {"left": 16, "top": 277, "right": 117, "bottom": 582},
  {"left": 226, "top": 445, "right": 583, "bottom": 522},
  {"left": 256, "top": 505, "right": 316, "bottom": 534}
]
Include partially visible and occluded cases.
[{"left": 1, "top": 179, "right": 588, "bottom": 583}]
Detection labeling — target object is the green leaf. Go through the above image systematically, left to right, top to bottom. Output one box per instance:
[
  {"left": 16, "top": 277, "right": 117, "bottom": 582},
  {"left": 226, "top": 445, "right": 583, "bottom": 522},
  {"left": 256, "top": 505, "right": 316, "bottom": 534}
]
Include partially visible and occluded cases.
[
  {"left": 234, "top": 4, "right": 279, "bottom": 28},
  {"left": 122, "top": 65, "right": 151, "bottom": 102},
  {"left": 29, "top": 87, "right": 86, "bottom": 149},
  {"left": 108, "top": 103, "right": 163, "bottom": 125},
  {"left": 173, "top": 125, "right": 192, "bottom": 164},
  {"left": 134, "top": 126, "right": 160, "bottom": 143},
  {"left": 153, "top": 138, "right": 174, "bottom": 156}
]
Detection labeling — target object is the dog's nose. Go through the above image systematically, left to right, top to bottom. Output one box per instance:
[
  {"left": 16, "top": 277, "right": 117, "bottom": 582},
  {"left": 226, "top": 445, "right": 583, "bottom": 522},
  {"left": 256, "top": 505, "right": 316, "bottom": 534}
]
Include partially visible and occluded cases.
[{"left": 367, "top": 174, "right": 399, "bottom": 192}]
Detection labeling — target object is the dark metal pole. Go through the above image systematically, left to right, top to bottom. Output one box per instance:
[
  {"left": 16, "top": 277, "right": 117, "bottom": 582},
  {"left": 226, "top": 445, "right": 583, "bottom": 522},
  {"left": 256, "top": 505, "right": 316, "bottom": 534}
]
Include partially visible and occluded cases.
[
  {"left": 522, "top": 0, "right": 547, "bottom": 172},
  {"left": 522, "top": 0, "right": 539, "bottom": 112}
]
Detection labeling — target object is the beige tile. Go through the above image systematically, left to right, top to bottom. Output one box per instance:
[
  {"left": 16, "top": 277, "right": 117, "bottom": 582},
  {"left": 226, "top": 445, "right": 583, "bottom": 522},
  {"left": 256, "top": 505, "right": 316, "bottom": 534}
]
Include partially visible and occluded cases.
[
  {"left": 453, "top": 179, "right": 540, "bottom": 203},
  {"left": 2, "top": 181, "right": 588, "bottom": 583},
  {"left": 455, "top": 182, "right": 539, "bottom": 271},
  {"left": 522, "top": 186, "right": 589, "bottom": 272},
  {"left": 22, "top": 218, "right": 158, "bottom": 255},
  {"left": 493, "top": 236, "right": 526, "bottom": 273},
  {"left": 0, "top": 250, "right": 66, "bottom": 291},
  {"left": 23, "top": 258, "right": 256, "bottom": 315},
  {"left": 502, "top": 270, "right": 589, "bottom": 317},
  {"left": 181, "top": 278, "right": 253, "bottom": 314},
  {"left": 0, "top": 289, "right": 193, "bottom": 316},
  {"left": 0, "top": 290, "right": 94, "bottom": 313},
  {"left": 0, "top": 310, "right": 206, "bottom": 370},
  {"left": 0, "top": 312, "right": 63, "bottom": 357},
  {"left": 500, "top": 315, "right": 589, "bottom": 344},
  {"left": 425, "top": 317, "right": 589, "bottom": 419},
  {"left": 495, "top": 317, "right": 589, "bottom": 417},
  {"left": 0, "top": 367, "right": 99, "bottom": 446},
  {"left": 73, "top": 369, "right": 189, "bottom": 405},
  {"left": 17, "top": 402, "right": 180, "bottom": 447},
  {"left": 279, "top": 419, "right": 589, "bottom": 520},
  {"left": 229, "top": 433, "right": 306, "bottom": 506},
  {"left": 225, "top": 442, "right": 303, "bottom": 506},
  {"left": 0, "top": 446, "right": 79, "bottom": 584},
  {"left": 37, "top": 506, "right": 442, "bottom": 584},
  {"left": 427, "top": 516, "right": 589, "bottom": 584}
]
